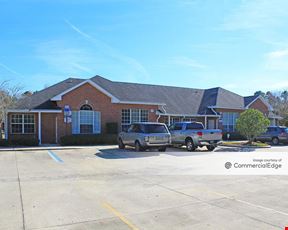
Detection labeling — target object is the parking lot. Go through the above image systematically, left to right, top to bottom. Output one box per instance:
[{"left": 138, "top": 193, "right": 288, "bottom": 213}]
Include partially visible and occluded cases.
[{"left": 1, "top": 146, "right": 288, "bottom": 230}]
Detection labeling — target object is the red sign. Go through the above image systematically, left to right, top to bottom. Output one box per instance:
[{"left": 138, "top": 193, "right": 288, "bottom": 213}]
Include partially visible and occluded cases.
[{"left": 285, "top": 227, "right": 288, "bottom": 230}]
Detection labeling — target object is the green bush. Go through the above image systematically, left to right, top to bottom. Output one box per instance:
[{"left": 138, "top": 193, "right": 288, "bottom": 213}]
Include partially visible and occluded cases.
[
  {"left": 236, "top": 109, "right": 270, "bottom": 143},
  {"left": 105, "top": 122, "right": 119, "bottom": 134},
  {"left": 60, "top": 134, "right": 118, "bottom": 146},
  {"left": 9, "top": 137, "right": 39, "bottom": 146},
  {"left": 0, "top": 139, "right": 9, "bottom": 147}
]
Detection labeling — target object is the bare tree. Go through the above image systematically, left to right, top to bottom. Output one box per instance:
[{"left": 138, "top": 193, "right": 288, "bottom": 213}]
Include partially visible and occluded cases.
[{"left": 0, "top": 81, "right": 23, "bottom": 138}]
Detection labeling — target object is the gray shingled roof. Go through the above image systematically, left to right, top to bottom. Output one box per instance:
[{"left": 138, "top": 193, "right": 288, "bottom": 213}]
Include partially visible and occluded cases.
[
  {"left": 13, "top": 75, "right": 254, "bottom": 115},
  {"left": 14, "top": 78, "right": 85, "bottom": 110},
  {"left": 244, "top": 95, "right": 259, "bottom": 107}
]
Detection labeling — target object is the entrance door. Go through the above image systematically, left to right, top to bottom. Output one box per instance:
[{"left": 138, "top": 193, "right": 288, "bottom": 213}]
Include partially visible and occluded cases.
[
  {"left": 41, "top": 114, "right": 56, "bottom": 144},
  {"left": 208, "top": 119, "right": 215, "bottom": 129}
]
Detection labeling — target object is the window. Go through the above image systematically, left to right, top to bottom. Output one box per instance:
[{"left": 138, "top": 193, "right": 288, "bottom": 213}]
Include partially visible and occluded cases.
[
  {"left": 72, "top": 105, "right": 101, "bottom": 134},
  {"left": 121, "top": 109, "right": 149, "bottom": 131},
  {"left": 80, "top": 110, "right": 93, "bottom": 134},
  {"left": 222, "top": 112, "right": 239, "bottom": 132},
  {"left": 11, "top": 114, "right": 35, "bottom": 134},
  {"left": 186, "top": 122, "right": 204, "bottom": 130},
  {"left": 169, "top": 123, "right": 182, "bottom": 131},
  {"left": 143, "top": 124, "right": 168, "bottom": 133}
]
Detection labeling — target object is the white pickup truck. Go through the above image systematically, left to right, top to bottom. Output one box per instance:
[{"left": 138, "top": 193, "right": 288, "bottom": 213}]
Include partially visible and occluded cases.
[{"left": 169, "top": 122, "right": 222, "bottom": 151}]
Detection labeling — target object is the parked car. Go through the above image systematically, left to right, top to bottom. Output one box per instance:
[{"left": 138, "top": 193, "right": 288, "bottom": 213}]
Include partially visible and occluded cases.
[
  {"left": 118, "top": 122, "right": 171, "bottom": 152},
  {"left": 169, "top": 122, "right": 222, "bottom": 151},
  {"left": 255, "top": 126, "right": 288, "bottom": 145}
]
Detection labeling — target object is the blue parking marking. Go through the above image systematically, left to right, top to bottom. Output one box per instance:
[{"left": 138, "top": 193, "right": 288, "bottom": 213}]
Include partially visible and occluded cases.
[{"left": 48, "top": 150, "right": 64, "bottom": 163}]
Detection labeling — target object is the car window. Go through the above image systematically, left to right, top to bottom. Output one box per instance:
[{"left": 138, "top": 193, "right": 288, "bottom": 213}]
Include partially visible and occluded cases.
[
  {"left": 174, "top": 123, "right": 183, "bottom": 131},
  {"left": 186, "top": 123, "right": 204, "bottom": 130},
  {"left": 133, "top": 124, "right": 142, "bottom": 133},
  {"left": 144, "top": 124, "right": 168, "bottom": 133},
  {"left": 127, "top": 125, "right": 134, "bottom": 133},
  {"left": 268, "top": 127, "right": 277, "bottom": 132},
  {"left": 285, "top": 128, "right": 288, "bottom": 133}
]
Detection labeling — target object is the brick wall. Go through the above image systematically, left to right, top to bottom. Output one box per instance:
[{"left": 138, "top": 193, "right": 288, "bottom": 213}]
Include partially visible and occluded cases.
[
  {"left": 52, "top": 83, "right": 159, "bottom": 142},
  {"left": 248, "top": 98, "right": 269, "bottom": 116}
]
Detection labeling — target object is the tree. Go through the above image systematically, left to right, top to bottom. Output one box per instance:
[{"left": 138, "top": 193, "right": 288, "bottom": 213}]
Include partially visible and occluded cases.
[
  {"left": 0, "top": 81, "right": 23, "bottom": 137},
  {"left": 236, "top": 109, "right": 270, "bottom": 144}
]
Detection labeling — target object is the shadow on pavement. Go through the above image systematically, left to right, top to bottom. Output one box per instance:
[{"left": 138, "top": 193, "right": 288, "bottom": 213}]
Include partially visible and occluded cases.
[{"left": 95, "top": 147, "right": 216, "bottom": 159}]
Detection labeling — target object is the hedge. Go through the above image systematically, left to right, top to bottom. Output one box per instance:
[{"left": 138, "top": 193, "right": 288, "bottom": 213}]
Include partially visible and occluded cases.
[
  {"left": 105, "top": 122, "right": 118, "bottom": 134},
  {"left": 60, "top": 134, "right": 118, "bottom": 146},
  {"left": 0, "top": 137, "right": 39, "bottom": 146},
  {"left": 0, "top": 139, "right": 9, "bottom": 147}
]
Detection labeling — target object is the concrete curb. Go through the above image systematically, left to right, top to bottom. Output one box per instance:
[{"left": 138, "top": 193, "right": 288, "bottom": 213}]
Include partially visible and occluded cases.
[
  {"left": 219, "top": 144, "right": 271, "bottom": 149},
  {"left": 0, "top": 146, "right": 100, "bottom": 152}
]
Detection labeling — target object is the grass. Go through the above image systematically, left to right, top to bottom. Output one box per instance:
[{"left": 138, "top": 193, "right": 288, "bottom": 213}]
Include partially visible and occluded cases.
[{"left": 221, "top": 141, "right": 269, "bottom": 147}]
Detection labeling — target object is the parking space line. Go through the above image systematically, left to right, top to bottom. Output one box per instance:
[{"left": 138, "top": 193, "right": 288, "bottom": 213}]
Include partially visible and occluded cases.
[
  {"left": 48, "top": 150, "right": 64, "bottom": 163},
  {"left": 102, "top": 202, "right": 139, "bottom": 230}
]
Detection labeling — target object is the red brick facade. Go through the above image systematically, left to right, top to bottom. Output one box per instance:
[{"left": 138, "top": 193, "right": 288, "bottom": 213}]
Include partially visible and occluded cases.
[{"left": 7, "top": 84, "right": 272, "bottom": 144}]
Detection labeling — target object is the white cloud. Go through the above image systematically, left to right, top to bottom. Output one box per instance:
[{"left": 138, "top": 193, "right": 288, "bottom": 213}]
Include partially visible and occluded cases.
[
  {"left": 220, "top": 0, "right": 288, "bottom": 31},
  {"left": 64, "top": 19, "right": 150, "bottom": 80},
  {"left": 265, "top": 49, "right": 288, "bottom": 70},
  {"left": 171, "top": 56, "right": 207, "bottom": 69},
  {"left": 0, "top": 62, "right": 24, "bottom": 78}
]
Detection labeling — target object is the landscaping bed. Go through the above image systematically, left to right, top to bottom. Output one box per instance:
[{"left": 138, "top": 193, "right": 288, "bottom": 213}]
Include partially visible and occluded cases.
[{"left": 219, "top": 141, "right": 270, "bottom": 148}]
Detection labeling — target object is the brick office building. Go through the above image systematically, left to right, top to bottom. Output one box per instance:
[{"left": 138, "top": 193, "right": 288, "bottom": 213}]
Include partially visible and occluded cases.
[{"left": 5, "top": 75, "right": 280, "bottom": 144}]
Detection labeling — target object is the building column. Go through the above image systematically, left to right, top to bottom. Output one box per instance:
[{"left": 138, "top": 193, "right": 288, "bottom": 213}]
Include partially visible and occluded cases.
[
  {"left": 4, "top": 112, "right": 8, "bottom": 140},
  {"left": 38, "top": 112, "right": 42, "bottom": 145},
  {"left": 168, "top": 115, "right": 171, "bottom": 126},
  {"left": 204, "top": 116, "right": 207, "bottom": 129}
]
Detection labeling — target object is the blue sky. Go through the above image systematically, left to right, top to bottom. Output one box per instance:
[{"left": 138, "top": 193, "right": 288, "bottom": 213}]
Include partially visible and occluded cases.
[{"left": 1, "top": 0, "right": 288, "bottom": 96}]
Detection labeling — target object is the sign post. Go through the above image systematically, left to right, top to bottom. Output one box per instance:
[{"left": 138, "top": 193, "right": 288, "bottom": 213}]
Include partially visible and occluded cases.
[{"left": 63, "top": 105, "right": 72, "bottom": 136}]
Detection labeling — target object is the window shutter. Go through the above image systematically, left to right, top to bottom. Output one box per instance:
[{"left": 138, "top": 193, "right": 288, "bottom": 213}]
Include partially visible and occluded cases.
[
  {"left": 72, "top": 111, "right": 80, "bottom": 134},
  {"left": 93, "top": 111, "right": 101, "bottom": 134}
]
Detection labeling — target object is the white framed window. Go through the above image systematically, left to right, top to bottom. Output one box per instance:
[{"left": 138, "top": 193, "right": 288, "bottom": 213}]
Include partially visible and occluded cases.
[
  {"left": 72, "top": 104, "right": 101, "bottom": 134},
  {"left": 121, "top": 109, "right": 149, "bottom": 131},
  {"left": 222, "top": 112, "right": 239, "bottom": 132},
  {"left": 11, "top": 114, "right": 35, "bottom": 134}
]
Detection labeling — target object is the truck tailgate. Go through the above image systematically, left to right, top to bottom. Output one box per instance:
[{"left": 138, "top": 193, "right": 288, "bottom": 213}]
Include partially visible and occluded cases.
[{"left": 201, "top": 129, "right": 222, "bottom": 141}]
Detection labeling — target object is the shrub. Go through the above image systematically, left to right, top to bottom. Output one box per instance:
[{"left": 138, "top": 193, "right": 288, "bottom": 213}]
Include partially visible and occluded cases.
[
  {"left": 236, "top": 109, "right": 270, "bottom": 143},
  {"left": 105, "top": 122, "right": 119, "bottom": 134},
  {"left": 60, "top": 134, "right": 118, "bottom": 146},
  {"left": 9, "top": 136, "right": 39, "bottom": 146},
  {"left": 0, "top": 139, "right": 9, "bottom": 147}
]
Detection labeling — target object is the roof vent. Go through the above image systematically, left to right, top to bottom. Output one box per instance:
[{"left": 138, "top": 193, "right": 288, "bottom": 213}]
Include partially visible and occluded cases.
[{"left": 66, "top": 79, "right": 73, "bottom": 83}]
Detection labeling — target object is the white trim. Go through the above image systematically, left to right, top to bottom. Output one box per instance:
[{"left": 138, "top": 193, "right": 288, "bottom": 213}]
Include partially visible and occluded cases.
[
  {"left": 50, "top": 79, "right": 166, "bottom": 106},
  {"left": 51, "top": 80, "right": 120, "bottom": 103},
  {"left": 245, "top": 96, "right": 273, "bottom": 111},
  {"left": 117, "top": 101, "right": 166, "bottom": 106},
  {"left": 208, "top": 106, "right": 244, "bottom": 110},
  {"left": 7, "top": 109, "right": 62, "bottom": 113},
  {"left": 4, "top": 112, "right": 8, "bottom": 140},
  {"left": 38, "top": 112, "right": 41, "bottom": 145},
  {"left": 156, "top": 112, "right": 220, "bottom": 117},
  {"left": 55, "top": 117, "right": 58, "bottom": 144}
]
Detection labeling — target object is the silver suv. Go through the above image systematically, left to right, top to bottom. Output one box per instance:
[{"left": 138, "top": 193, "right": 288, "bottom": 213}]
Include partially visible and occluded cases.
[{"left": 118, "top": 122, "right": 171, "bottom": 152}]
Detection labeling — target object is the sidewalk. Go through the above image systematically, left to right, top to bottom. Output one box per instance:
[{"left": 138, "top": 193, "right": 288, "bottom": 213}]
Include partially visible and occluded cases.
[{"left": 0, "top": 145, "right": 99, "bottom": 151}]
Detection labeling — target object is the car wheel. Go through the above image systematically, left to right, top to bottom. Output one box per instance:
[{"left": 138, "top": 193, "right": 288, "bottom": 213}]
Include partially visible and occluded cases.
[
  {"left": 272, "top": 137, "right": 279, "bottom": 145},
  {"left": 118, "top": 138, "right": 125, "bottom": 149},
  {"left": 186, "top": 139, "right": 195, "bottom": 152},
  {"left": 135, "top": 141, "right": 143, "bottom": 152},
  {"left": 206, "top": 145, "right": 216, "bottom": 151},
  {"left": 158, "top": 147, "right": 166, "bottom": 152}
]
